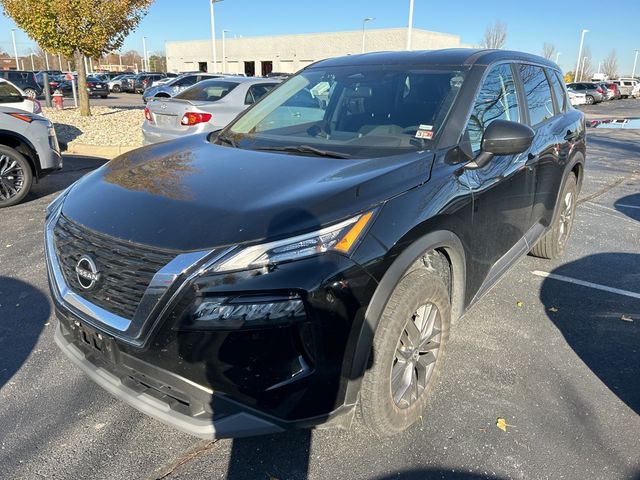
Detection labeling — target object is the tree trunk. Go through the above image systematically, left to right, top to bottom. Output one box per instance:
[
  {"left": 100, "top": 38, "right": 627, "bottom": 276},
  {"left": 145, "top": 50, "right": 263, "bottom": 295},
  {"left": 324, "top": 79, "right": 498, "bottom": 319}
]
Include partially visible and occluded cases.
[{"left": 75, "top": 51, "right": 91, "bottom": 117}]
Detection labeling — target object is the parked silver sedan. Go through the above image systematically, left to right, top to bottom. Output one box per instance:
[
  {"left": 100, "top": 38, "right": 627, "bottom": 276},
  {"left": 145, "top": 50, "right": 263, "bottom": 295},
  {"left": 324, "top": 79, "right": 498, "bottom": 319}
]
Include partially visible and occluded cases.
[{"left": 142, "top": 77, "right": 280, "bottom": 145}]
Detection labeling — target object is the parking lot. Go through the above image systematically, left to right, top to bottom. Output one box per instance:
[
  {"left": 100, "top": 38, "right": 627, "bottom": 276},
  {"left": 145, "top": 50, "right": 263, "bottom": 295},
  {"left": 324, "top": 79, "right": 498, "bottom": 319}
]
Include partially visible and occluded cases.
[{"left": 0, "top": 99, "right": 638, "bottom": 480}]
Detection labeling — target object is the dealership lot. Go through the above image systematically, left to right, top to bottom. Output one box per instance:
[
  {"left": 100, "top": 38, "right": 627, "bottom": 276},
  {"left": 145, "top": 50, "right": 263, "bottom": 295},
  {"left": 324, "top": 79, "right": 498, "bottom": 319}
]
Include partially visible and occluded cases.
[{"left": 0, "top": 101, "right": 638, "bottom": 479}]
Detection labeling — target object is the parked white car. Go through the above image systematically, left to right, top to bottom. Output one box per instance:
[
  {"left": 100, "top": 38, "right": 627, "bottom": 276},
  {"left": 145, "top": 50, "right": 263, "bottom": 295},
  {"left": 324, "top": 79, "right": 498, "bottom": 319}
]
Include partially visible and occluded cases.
[
  {"left": 0, "top": 79, "right": 42, "bottom": 115},
  {"left": 567, "top": 90, "right": 587, "bottom": 106}
]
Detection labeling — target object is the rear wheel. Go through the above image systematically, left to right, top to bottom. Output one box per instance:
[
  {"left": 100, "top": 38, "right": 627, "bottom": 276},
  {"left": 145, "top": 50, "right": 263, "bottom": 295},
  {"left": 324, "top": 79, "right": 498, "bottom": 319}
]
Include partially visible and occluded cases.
[
  {"left": 112, "top": 85, "right": 121, "bottom": 93},
  {"left": 23, "top": 88, "right": 37, "bottom": 98},
  {"left": 101, "top": 95, "right": 108, "bottom": 99},
  {"left": 585, "top": 95, "right": 595, "bottom": 105},
  {"left": 0, "top": 146, "right": 33, "bottom": 208},
  {"left": 530, "top": 174, "right": 577, "bottom": 259},
  {"left": 360, "top": 269, "right": 450, "bottom": 436}
]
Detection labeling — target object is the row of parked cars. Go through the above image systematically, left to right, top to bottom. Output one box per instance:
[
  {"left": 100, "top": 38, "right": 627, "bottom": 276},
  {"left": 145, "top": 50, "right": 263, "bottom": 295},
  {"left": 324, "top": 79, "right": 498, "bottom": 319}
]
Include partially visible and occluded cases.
[{"left": 566, "top": 78, "right": 640, "bottom": 105}]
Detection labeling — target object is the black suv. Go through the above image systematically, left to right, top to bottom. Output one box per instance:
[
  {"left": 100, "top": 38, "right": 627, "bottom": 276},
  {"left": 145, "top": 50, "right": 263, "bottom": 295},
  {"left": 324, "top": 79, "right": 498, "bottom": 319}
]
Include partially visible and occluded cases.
[
  {"left": 46, "top": 49, "right": 585, "bottom": 439},
  {"left": 0, "top": 70, "right": 42, "bottom": 98},
  {"left": 133, "top": 73, "right": 166, "bottom": 93}
]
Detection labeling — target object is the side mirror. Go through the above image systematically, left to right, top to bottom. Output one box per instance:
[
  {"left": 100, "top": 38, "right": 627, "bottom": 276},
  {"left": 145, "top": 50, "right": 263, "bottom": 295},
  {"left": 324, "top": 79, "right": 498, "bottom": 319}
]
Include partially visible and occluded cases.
[{"left": 465, "top": 120, "right": 535, "bottom": 169}]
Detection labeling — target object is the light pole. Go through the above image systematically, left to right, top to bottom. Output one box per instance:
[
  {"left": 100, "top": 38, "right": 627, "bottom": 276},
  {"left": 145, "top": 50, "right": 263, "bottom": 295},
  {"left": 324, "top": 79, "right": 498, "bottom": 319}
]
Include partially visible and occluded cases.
[
  {"left": 210, "top": 0, "right": 224, "bottom": 73},
  {"left": 406, "top": 0, "right": 415, "bottom": 50},
  {"left": 361, "top": 17, "right": 374, "bottom": 53},
  {"left": 11, "top": 29, "right": 19, "bottom": 70},
  {"left": 222, "top": 29, "right": 230, "bottom": 72},
  {"left": 574, "top": 29, "right": 589, "bottom": 81},
  {"left": 142, "top": 36, "right": 148, "bottom": 71},
  {"left": 632, "top": 49, "right": 639, "bottom": 78},
  {"left": 30, "top": 52, "right": 35, "bottom": 71},
  {"left": 44, "top": 52, "right": 50, "bottom": 70},
  {"left": 119, "top": 52, "right": 123, "bottom": 71},
  {"left": 555, "top": 52, "right": 561, "bottom": 64},
  {"left": 58, "top": 54, "right": 62, "bottom": 71},
  {"left": 580, "top": 55, "right": 588, "bottom": 81},
  {"left": 597, "top": 61, "right": 602, "bottom": 74}
]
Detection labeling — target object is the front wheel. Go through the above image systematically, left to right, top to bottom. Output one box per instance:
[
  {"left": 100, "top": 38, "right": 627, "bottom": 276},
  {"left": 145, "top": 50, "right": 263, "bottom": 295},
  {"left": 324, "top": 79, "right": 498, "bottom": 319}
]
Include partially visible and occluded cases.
[
  {"left": 112, "top": 85, "right": 121, "bottom": 93},
  {"left": 23, "top": 88, "right": 37, "bottom": 98},
  {"left": 585, "top": 95, "right": 595, "bottom": 105},
  {"left": 0, "top": 146, "right": 33, "bottom": 208},
  {"left": 530, "top": 174, "right": 577, "bottom": 259},
  {"left": 359, "top": 270, "right": 450, "bottom": 436}
]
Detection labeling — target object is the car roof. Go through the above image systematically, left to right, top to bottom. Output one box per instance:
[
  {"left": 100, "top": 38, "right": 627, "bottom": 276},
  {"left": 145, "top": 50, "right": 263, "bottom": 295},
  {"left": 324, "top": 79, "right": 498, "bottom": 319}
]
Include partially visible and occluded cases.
[{"left": 312, "top": 48, "right": 558, "bottom": 70}]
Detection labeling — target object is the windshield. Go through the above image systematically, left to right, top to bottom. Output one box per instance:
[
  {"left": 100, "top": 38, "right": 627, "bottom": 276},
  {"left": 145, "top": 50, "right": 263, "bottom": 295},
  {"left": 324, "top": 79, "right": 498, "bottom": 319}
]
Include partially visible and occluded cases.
[
  {"left": 223, "top": 65, "right": 467, "bottom": 158},
  {"left": 176, "top": 80, "right": 239, "bottom": 102},
  {"left": 0, "top": 81, "right": 23, "bottom": 102}
]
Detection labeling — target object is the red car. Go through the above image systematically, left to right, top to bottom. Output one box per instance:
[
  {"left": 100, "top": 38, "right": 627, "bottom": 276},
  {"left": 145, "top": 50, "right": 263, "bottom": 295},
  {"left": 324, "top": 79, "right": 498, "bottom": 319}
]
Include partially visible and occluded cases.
[{"left": 604, "top": 82, "right": 621, "bottom": 100}]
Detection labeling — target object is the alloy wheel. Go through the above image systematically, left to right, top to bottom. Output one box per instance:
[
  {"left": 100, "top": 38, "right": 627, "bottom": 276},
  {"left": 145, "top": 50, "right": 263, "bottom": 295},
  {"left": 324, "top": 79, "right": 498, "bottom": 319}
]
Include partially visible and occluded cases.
[
  {"left": 23, "top": 88, "right": 37, "bottom": 98},
  {"left": 0, "top": 154, "right": 25, "bottom": 202},
  {"left": 558, "top": 190, "right": 574, "bottom": 247},
  {"left": 391, "top": 302, "right": 442, "bottom": 409}
]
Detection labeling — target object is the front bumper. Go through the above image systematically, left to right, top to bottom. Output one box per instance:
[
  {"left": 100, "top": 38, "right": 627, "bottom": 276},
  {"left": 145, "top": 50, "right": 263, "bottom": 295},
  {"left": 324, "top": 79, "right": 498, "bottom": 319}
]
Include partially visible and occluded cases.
[{"left": 46, "top": 210, "right": 378, "bottom": 437}]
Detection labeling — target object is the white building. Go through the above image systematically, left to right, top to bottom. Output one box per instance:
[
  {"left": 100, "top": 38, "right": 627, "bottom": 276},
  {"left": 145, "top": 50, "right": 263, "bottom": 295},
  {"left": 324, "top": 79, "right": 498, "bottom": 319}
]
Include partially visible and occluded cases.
[{"left": 166, "top": 27, "right": 464, "bottom": 76}]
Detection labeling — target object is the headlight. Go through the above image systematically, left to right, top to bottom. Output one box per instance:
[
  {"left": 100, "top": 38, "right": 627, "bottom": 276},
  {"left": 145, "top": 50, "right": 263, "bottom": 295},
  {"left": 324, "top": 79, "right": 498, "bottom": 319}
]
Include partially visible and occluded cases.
[{"left": 213, "top": 210, "right": 375, "bottom": 273}]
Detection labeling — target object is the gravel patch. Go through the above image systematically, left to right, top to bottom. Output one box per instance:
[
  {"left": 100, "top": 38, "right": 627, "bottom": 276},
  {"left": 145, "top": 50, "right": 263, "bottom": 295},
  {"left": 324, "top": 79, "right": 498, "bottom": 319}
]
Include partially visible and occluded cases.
[{"left": 43, "top": 106, "right": 144, "bottom": 148}]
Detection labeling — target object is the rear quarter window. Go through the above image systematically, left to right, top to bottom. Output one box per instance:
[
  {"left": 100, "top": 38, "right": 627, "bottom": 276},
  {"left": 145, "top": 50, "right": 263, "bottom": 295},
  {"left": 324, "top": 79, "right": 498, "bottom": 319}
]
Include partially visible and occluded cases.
[
  {"left": 519, "top": 64, "right": 554, "bottom": 126},
  {"left": 548, "top": 70, "right": 567, "bottom": 112}
]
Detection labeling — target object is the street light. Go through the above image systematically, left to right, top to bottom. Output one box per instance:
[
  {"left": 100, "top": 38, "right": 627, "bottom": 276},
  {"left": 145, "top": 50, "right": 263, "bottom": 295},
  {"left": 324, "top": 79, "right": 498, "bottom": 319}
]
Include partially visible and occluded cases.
[
  {"left": 210, "top": 0, "right": 224, "bottom": 73},
  {"left": 406, "top": 0, "right": 415, "bottom": 50},
  {"left": 361, "top": 17, "right": 374, "bottom": 53},
  {"left": 11, "top": 29, "right": 19, "bottom": 69},
  {"left": 222, "top": 29, "right": 230, "bottom": 73},
  {"left": 574, "top": 29, "right": 589, "bottom": 81},
  {"left": 142, "top": 36, "right": 148, "bottom": 71},
  {"left": 632, "top": 49, "right": 639, "bottom": 79},
  {"left": 30, "top": 52, "right": 36, "bottom": 71},
  {"left": 555, "top": 52, "right": 561, "bottom": 64},
  {"left": 580, "top": 55, "right": 588, "bottom": 81},
  {"left": 597, "top": 61, "right": 602, "bottom": 74}
]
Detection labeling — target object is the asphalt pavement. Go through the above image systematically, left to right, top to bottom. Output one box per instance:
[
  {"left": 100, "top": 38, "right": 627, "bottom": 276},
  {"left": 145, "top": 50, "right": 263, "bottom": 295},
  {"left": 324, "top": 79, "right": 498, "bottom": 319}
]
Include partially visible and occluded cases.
[{"left": 0, "top": 101, "right": 638, "bottom": 480}]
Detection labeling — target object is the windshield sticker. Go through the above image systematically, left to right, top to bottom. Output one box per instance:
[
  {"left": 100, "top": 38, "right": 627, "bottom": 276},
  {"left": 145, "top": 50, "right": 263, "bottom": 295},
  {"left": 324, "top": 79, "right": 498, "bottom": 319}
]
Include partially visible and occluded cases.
[{"left": 416, "top": 125, "right": 434, "bottom": 139}]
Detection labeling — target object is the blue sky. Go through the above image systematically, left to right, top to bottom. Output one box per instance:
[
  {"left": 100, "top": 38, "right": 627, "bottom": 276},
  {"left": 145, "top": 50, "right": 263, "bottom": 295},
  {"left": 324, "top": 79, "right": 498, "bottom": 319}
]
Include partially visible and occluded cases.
[{"left": 1, "top": 0, "right": 639, "bottom": 74}]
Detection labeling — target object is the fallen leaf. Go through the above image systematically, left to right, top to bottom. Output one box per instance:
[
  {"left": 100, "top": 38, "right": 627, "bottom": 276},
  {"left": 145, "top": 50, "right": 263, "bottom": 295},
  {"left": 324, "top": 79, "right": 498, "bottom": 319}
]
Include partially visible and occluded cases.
[
  {"left": 516, "top": 301, "right": 524, "bottom": 308},
  {"left": 549, "top": 307, "right": 558, "bottom": 313},
  {"left": 621, "top": 314, "right": 633, "bottom": 322},
  {"left": 496, "top": 417, "right": 515, "bottom": 432}
]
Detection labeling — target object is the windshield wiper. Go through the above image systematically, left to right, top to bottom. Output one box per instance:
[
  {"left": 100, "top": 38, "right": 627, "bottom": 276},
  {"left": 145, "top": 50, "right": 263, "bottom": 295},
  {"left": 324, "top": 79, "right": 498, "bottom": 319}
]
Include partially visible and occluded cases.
[
  {"left": 216, "top": 133, "right": 238, "bottom": 148},
  {"left": 254, "top": 145, "right": 351, "bottom": 159}
]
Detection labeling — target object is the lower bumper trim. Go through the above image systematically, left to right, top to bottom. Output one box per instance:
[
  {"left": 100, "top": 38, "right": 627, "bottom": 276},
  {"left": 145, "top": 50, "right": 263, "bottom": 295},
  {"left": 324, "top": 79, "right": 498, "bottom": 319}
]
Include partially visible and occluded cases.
[{"left": 54, "top": 323, "right": 285, "bottom": 439}]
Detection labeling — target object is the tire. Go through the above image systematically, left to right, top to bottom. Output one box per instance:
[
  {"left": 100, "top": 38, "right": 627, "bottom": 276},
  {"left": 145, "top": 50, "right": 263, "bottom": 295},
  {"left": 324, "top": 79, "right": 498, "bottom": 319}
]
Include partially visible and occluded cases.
[
  {"left": 112, "top": 85, "right": 121, "bottom": 93},
  {"left": 23, "top": 88, "right": 37, "bottom": 98},
  {"left": 101, "top": 95, "right": 108, "bottom": 99},
  {"left": 585, "top": 95, "right": 594, "bottom": 105},
  {"left": 0, "top": 146, "right": 34, "bottom": 208},
  {"left": 530, "top": 174, "right": 577, "bottom": 259},
  {"left": 359, "top": 269, "right": 451, "bottom": 436}
]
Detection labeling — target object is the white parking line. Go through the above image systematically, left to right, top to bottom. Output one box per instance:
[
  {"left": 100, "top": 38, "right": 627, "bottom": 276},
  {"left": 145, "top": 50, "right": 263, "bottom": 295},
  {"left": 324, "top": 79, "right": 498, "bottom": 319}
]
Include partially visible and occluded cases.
[
  {"left": 616, "top": 203, "right": 640, "bottom": 210},
  {"left": 532, "top": 270, "right": 640, "bottom": 300}
]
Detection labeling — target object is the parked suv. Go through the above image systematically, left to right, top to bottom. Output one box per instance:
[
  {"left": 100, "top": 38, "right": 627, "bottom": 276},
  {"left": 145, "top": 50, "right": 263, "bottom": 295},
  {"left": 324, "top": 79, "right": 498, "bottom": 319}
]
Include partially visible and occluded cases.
[
  {"left": 46, "top": 49, "right": 585, "bottom": 439},
  {"left": 0, "top": 70, "right": 42, "bottom": 98},
  {"left": 133, "top": 73, "right": 166, "bottom": 94},
  {"left": 1, "top": 106, "right": 62, "bottom": 207}
]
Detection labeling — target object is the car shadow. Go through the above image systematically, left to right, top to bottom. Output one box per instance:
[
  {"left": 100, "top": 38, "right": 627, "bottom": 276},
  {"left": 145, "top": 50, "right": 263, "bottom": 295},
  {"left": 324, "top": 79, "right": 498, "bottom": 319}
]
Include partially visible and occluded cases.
[
  {"left": 51, "top": 123, "right": 83, "bottom": 145},
  {"left": 614, "top": 193, "right": 640, "bottom": 222},
  {"left": 539, "top": 253, "right": 640, "bottom": 414},
  {"left": 0, "top": 276, "right": 50, "bottom": 388}
]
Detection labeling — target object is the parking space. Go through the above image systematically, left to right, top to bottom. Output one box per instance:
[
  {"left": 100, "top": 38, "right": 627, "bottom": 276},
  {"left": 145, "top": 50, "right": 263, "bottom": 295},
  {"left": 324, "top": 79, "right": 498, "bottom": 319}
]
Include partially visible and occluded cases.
[{"left": 0, "top": 101, "right": 638, "bottom": 479}]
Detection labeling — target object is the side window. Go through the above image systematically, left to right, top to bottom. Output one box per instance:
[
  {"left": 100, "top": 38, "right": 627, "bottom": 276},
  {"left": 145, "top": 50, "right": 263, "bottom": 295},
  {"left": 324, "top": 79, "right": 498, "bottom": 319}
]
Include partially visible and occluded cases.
[
  {"left": 466, "top": 64, "right": 520, "bottom": 153},
  {"left": 519, "top": 64, "right": 554, "bottom": 126},
  {"left": 548, "top": 70, "right": 567, "bottom": 113},
  {"left": 174, "top": 75, "right": 197, "bottom": 87},
  {"left": 245, "top": 84, "right": 277, "bottom": 105}
]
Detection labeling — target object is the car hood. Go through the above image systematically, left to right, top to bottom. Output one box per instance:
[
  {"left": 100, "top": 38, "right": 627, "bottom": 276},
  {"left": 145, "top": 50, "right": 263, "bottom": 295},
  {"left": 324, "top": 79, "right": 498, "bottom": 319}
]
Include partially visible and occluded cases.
[{"left": 61, "top": 134, "right": 433, "bottom": 251}]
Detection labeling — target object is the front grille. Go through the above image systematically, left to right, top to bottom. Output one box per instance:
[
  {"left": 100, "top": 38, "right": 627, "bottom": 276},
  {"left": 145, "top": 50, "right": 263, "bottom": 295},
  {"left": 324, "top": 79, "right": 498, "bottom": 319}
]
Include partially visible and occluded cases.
[{"left": 53, "top": 214, "right": 178, "bottom": 320}]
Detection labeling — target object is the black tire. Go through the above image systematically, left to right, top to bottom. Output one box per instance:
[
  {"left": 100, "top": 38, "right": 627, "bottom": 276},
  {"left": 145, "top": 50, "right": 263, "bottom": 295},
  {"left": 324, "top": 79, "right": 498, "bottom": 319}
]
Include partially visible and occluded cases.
[
  {"left": 112, "top": 85, "right": 121, "bottom": 93},
  {"left": 23, "top": 88, "right": 37, "bottom": 98},
  {"left": 101, "top": 95, "right": 108, "bottom": 99},
  {"left": 586, "top": 95, "right": 595, "bottom": 105},
  {"left": 0, "top": 145, "right": 34, "bottom": 208},
  {"left": 530, "top": 174, "right": 578, "bottom": 259},
  {"left": 359, "top": 269, "right": 450, "bottom": 436}
]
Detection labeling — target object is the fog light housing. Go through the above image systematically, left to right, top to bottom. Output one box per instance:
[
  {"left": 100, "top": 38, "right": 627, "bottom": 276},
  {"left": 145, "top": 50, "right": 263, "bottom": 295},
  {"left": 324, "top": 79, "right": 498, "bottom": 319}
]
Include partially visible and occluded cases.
[{"left": 180, "top": 294, "right": 307, "bottom": 330}]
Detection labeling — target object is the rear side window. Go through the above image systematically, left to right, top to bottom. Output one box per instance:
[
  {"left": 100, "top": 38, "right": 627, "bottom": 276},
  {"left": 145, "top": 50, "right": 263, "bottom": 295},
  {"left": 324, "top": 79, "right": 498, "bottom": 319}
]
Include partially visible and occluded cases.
[
  {"left": 466, "top": 63, "right": 520, "bottom": 153},
  {"left": 519, "top": 64, "right": 554, "bottom": 126},
  {"left": 548, "top": 70, "right": 567, "bottom": 112},
  {"left": 0, "top": 81, "right": 23, "bottom": 102},
  {"left": 244, "top": 83, "right": 277, "bottom": 105}
]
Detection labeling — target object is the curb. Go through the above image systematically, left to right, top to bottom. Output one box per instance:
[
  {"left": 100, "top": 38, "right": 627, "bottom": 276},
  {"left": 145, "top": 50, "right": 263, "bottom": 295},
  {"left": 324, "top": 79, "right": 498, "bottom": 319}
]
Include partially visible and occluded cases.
[{"left": 64, "top": 144, "right": 140, "bottom": 159}]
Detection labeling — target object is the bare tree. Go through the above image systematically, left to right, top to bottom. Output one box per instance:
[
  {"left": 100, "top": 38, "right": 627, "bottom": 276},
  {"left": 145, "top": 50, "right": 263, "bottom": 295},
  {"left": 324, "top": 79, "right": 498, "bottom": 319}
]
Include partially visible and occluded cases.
[
  {"left": 481, "top": 21, "right": 507, "bottom": 49},
  {"left": 542, "top": 43, "right": 556, "bottom": 60},
  {"left": 602, "top": 50, "right": 618, "bottom": 79}
]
